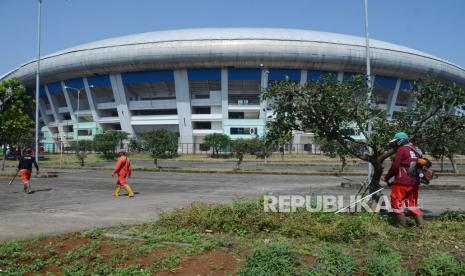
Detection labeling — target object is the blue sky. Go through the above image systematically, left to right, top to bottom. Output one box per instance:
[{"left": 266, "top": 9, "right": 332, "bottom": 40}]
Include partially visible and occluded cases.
[{"left": 1, "top": 0, "right": 464, "bottom": 75}]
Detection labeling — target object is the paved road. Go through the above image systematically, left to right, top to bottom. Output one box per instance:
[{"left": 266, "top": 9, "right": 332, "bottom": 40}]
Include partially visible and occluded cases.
[{"left": 1, "top": 170, "right": 464, "bottom": 241}]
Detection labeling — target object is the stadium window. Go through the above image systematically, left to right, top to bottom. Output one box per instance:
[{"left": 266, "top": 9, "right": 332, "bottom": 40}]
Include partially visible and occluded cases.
[
  {"left": 122, "top": 70, "right": 176, "bottom": 101},
  {"left": 373, "top": 76, "right": 397, "bottom": 105},
  {"left": 395, "top": 80, "right": 413, "bottom": 107},
  {"left": 192, "top": 106, "right": 211, "bottom": 114},
  {"left": 132, "top": 109, "right": 178, "bottom": 116},
  {"left": 229, "top": 112, "right": 244, "bottom": 119},
  {"left": 193, "top": 122, "right": 212, "bottom": 129},
  {"left": 230, "top": 127, "right": 257, "bottom": 135},
  {"left": 78, "top": 129, "right": 91, "bottom": 136}
]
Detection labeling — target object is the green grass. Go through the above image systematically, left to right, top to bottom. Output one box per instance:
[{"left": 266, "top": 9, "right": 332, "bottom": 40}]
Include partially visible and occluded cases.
[{"left": 0, "top": 200, "right": 464, "bottom": 275}]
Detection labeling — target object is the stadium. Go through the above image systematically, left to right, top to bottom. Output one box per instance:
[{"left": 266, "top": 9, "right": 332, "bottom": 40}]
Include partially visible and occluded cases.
[{"left": 1, "top": 28, "right": 465, "bottom": 152}]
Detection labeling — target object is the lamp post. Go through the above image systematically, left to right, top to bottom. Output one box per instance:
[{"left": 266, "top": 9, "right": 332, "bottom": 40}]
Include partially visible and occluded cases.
[
  {"left": 35, "top": 0, "right": 43, "bottom": 164},
  {"left": 364, "top": 0, "right": 373, "bottom": 182},
  {"left": 260, "top": 65, "right": 270, "bottom": 164},
  {"left": 65, "top": 85, "right": 94, "bottom": 143}
]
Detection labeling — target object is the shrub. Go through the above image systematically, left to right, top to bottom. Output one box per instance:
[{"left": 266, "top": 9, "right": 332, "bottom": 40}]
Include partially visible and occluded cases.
[
  {"left": 140, "top": 129, "right": 178, "bottom": 168},
  {"left": 93, "top": 130, "right": 129, "bottom": 160},
  {"left": 203, "top": 133, "right": 231, "bottom": 157},
  {"left": 70, "top": 140, "right": 93, "bottom": 167},
  {"left": 438, "top": 210, "right": 465, "bottom": 222},
  {"left": 239, "top": 241, "right": 298, "bottom": 276},
  {"left": 364, "top": 241, "right": 407, "bottom": 276},
  {"left": 303, "top": 247, "right": 356, "bottom": 276},
  {"left": 419, "top": 252, "right": 465, "bottom": 276}
]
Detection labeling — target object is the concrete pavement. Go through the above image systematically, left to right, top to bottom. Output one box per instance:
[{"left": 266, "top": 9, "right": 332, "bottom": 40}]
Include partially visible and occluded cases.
[{"left": 1, "top": 170, "right": 464, "bottom": 241}]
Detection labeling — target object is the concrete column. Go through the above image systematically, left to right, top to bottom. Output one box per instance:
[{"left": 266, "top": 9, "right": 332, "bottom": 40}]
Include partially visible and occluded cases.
[
  {"left": 221, "top": 68, "right": 228, "bottom": 124},
  {"left": 260, "top": 68, "right": 269, "bottom": 120},
  {"left": 174, "top": 69, "right": 193, "bottom": 144},
  {"left": 300, "top": 70, "right": 307, "bottom": 86},
  {"left": 109, "top": 74, "right": 134, "bottom": 137},
  {"left": 83, "top": 77, "right": 102, "bottom": 131},
  {"left": 388, "top": 78, "right": 401, "bottom": 117},
  {"left": 61, "top": 81, "right": 77, "bottom": 122},
  {"left": 44, "top": 86, "right": 65, "bottom": 142},
  {"left": 38, "top": 99, "right": 57, "bottom": 147}
]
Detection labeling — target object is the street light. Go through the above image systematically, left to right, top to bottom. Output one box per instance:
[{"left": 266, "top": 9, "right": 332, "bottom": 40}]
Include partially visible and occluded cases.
[
  {"left": 35, "top": 0, "right": 43, "bottom": 164},
  {"left": 364, "top": 0, "right": 373, "bottom": 183},
  {"left": 260, "top": 65, "right": 270, "bottom": 164},
  {"left": 64, "top": 85, "right": 94, "bottom": 143}
]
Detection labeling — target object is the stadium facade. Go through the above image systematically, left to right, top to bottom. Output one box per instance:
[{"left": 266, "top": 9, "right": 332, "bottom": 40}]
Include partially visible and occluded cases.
[{"left": 1, "top": 28, "right": 465, "bottom": 152}]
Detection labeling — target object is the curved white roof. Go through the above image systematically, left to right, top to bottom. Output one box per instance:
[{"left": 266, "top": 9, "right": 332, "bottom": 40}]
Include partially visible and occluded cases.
[{"left": 2, "top": 28, "right": 465, "bottom": 87}]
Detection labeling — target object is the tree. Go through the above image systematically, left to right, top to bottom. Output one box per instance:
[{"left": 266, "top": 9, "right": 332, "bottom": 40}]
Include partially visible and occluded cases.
[
  {"left": 263, "top": 76, "right": 465, "bottom": 199},
  {"left": 0, "top": 78, "right": 34, "bottom": 170},
  {"left": 417, "top": 117, "right": 465, "bottom": 173},
  {"left": 140, "top": 129, "right": 178, "bottom": 168},
  {"left": 93, "top": 130, "right": 129, "bottom": 160},
  {"left": 203, "top": 133, "right": 231, "bottom": 157},
  {"left": 316, "top": 136, "right": 351, "bottom": 172},
  {"left": 247, "top": 137, "right": 272, "bottom": 159},
  {"left": 128, "top": 138, "right": 143, "bottom": 153},
  {"left": 231, "top": 138, "right": 250, "bottom": 170},
  {"left": 70, "top": 140, "right": 93, "bottom": 167}
]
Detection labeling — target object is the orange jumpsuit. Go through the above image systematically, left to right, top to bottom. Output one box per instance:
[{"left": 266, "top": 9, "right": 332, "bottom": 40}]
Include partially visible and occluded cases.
[{"left": 112, "top": 156, "right": 131, "bottom": 186}]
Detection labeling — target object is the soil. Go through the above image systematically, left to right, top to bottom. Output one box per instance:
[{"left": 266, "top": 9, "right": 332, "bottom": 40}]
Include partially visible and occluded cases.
[{"left": 156, "top": 249, "right": 242, "bottom": 276}]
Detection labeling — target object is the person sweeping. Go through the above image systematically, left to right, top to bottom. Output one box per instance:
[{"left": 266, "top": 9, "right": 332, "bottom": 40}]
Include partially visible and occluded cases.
[
  {"left": 17, "top": 148, "right": 39, "bottom": 193},
  {"left": 112, "top": 149, "right": 134, "bottom": 197}
]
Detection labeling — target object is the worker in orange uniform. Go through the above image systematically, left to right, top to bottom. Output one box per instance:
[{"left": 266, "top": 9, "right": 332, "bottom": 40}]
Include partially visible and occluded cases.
[
  {"left": 383, "top": 132, "right": 424, "bottom": 227},
  {"left": 17, "top": 148, "right": 39, "bottom": 193},
  {"left": 112, "top": 149, "right": 134, "bottom": 197}
]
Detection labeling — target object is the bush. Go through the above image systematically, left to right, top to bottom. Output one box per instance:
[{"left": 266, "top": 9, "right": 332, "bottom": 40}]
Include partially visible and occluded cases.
[
  {"left": 140, "top": 129, "right": 178, "bottom": 168},
  {"left": 93, "top": 130, "right": 128, "bottom": 160},
  {"left": 203, "top": 133, "right": 230, "bottom": 157},
  {"left": 248, "top": 137, "right": 272, "bottom": 159},
  {"left": 128, "top": 138, "right": 143, "bottom": 153},
  {"left": 70, "top": 140, "right": 93, "bottom": 166},
  {"left": 155, "top": 199, "right": 387, "bottom": 243},
  {"left": 438, "top": 210, "right": 465, "bottom": 222},
  {"left": 239, "top": 241, "right": 298, "bottom": 276},
  {"left": 303, "top": 247, "right": 356, "bottom": 276},
  {"left": 419, "top": 252, "right": 465, "bottom": 276}
]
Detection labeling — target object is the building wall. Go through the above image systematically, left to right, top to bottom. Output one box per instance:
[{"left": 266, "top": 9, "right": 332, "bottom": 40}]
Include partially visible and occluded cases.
[{"left": 38, "top": 67, "right": 414, "bottom": 146}]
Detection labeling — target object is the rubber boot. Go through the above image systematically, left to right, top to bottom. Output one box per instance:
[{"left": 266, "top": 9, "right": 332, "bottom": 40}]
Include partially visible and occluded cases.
[
  {"left": 123, "top": 184, "right": 134, "bottom": 198},
  {"left": 112, "top": 186, "right": 121, "bottom": 197},
  {"left": 395, "top": 214, "right": 408, "bottom": 228},
  {"left": 414, "top": 214, "right": 424, "bottom": 227}
]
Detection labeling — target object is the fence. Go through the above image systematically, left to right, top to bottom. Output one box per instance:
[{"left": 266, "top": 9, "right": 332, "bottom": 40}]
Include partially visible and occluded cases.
[{"left": 39, "top": 142, "right": 322, "bottom": 156}]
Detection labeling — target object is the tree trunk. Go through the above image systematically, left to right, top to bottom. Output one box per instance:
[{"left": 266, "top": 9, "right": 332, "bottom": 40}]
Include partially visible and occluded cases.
[
  {"left": 1, "top": 144, "right": 6, "bottom": 171},
  {"left": 1, "top": 150, "right": 6, "bottom": 171},
  {"left": 236, "top": 155, "right": 243, "bottom": 170},
  {"left": 340, "top": 155, "right": 347, "bottom": 172},
  {"left": 448, "top": 155, "right": 458, "bottom": 173},
  {"left": 440, "top": 156, "right": 444, "bottom": 172},
  {"left": 154, "top": 158, "right": 158, "bottom": 169},
  {"left": 368, "top": 160, "right": 384, "bottom": 202}
]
